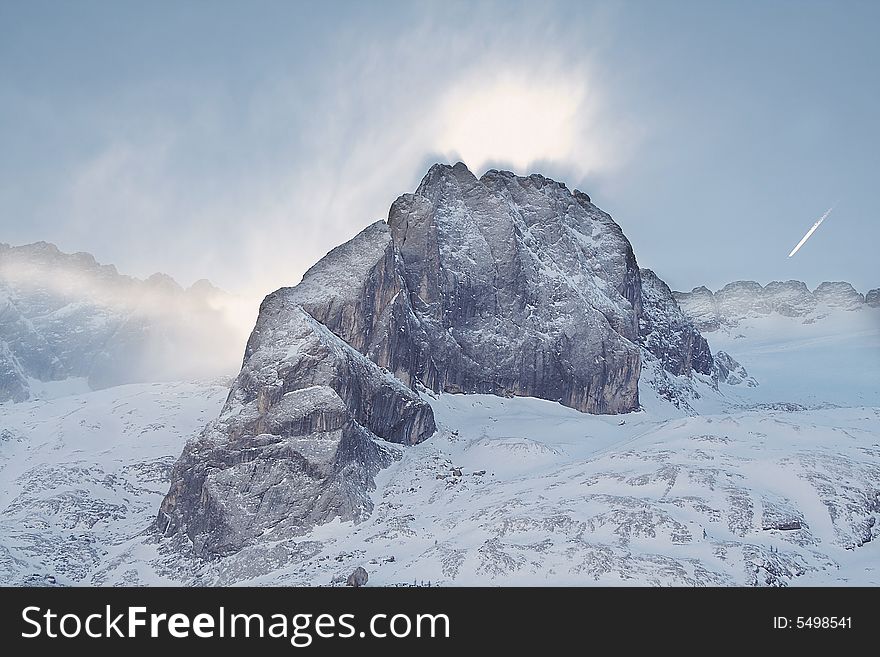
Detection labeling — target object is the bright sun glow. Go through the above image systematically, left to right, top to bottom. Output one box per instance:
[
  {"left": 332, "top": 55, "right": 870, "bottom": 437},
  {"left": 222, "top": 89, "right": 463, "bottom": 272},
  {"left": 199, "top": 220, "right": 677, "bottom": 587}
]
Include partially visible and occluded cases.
[{"left": 435, "top": 73, "right": 589, "bottom": 174}]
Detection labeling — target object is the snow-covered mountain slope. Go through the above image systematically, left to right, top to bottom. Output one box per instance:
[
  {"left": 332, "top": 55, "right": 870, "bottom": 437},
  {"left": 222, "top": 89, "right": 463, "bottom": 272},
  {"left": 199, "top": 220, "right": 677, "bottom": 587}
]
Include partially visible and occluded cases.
[
  {"left": 0, "top": 241, "right": 245, "bottom": 402},
  {"left": 674, "top": 279, "right": 880, "bottom": 408},
  {"left": 1, "top": 299, "right": 876, "bottom": 587},
  {"left": 707, "top": 309, "right": 880, "bottom": 408},
  {"left": 0, "top": 382, "right": 227, "bottom": 585},
  {"left": 262, "top": 399, "right": 880, "bottom": 587}
]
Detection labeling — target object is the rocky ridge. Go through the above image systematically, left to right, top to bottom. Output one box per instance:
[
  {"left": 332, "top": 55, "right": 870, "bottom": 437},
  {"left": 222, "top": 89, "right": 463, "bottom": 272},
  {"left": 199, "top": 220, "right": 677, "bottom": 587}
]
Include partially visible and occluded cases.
[{"left": 675, "top": 280, "right": 877, "bottom": 332}]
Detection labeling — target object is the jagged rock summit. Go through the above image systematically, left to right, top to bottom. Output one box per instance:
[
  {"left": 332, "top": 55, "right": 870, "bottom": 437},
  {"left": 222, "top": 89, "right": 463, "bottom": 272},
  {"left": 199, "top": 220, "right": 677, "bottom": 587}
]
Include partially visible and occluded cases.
[
  {"left": 159, "top": 162, "right": 714, "bottom": 556},
  {"left": 675, "top": 279, "right": 877, "bottom": 331}
]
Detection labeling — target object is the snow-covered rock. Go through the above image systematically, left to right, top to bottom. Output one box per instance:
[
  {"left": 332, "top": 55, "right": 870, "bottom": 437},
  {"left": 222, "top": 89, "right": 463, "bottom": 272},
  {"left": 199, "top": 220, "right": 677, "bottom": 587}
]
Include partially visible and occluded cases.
[
  {"left": 160, "top": 163, "right": 717, "bottom": 555},
  {"left": 383, "top": 165, "right": 644, "bottom": 414},
  {"left": 1, "top": 233, "right": 878, "bottom": 587},
  {"left": 639, "top": 268, "right": 712, "bottom": 377},
  {"left": 675, "top": 279, "right": 875, "bottom": 330},
  {"left": 762, "top": 280, "right": 816, "bottom": 317},
  {"left": 715, "top": 281, "right": 772, "bottom": 321},
  {"left": 813, "top": 281, "right": 864, "bottom": 309},
  {"left": 672, "top": 285, "right": 719, "bottom": 332},
  {"left": 157, "top": 307, "right": 435, "bottom": 556},
  {"left": 712, "top": 351, "right": 757, "bottom": 387},
  {"left": 0, "top": 382, "right": 228, "bottom": 585}
]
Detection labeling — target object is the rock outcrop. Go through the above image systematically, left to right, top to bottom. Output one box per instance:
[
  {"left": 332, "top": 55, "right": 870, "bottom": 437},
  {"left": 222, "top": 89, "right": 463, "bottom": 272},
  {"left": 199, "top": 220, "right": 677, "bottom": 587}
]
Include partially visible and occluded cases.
[
  {"left": 159, "top": 162, "right": 715, "bottom": 555},
  {"left": 380, "top": 165, "right": 647, "bottom": 414},
  {"left": 638, "top": 269, "right": 712, "bottom": 377},
  {"left": 675, "top": 279, "right": 876, "bottom": 331},
  {"left": 762, "top": 280, "right": 816, "bottom": 317},
  {"left": 715, "top": 281, "right": 771, "bottom": 321},
  {"left": 812, "top": 281, "right": 864, "bottom": 309},
  {"left": 671, "top": 285, "right": 719, "bottom": 333},
  {"left": 158, "top": 306, "right": 435, "bottom": 556},
  {"left": 0, "top": 341, "right": 29, "bottom": 403},
  {"left": 712, "top": 351, "right": 757, "bottom": 387},
  {"left": 346, "top": 567, "right": 369, "bottom": 587}
]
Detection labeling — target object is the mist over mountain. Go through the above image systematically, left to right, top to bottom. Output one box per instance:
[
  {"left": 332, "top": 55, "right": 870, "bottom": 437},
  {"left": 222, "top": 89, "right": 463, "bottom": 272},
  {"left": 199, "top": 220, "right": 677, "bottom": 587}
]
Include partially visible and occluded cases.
[{"left": 0, "top": 241, "right": 248, "bottom": 402}]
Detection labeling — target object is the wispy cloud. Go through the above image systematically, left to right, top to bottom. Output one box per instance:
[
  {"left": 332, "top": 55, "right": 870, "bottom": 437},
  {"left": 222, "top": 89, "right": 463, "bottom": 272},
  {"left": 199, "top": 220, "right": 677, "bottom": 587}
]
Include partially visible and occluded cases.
[{"left": 26, "top": 3, "right": 641, "bottom": 341}]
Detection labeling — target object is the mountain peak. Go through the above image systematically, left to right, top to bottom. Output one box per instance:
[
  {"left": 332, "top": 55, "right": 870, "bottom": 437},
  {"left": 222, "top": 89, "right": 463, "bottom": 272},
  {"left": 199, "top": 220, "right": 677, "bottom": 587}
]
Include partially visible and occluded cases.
[
  {"left": 416, "top": 163, "right": 586, "bottom": 207},
  {"left": 159, "top": 164, "right": 713, "bottom": 556},
  {"left": 145, "top": 272, "right": 183, "bottom": 292},
  {"left": 675, "top": 279, "right": 877, "bottom": 330}
]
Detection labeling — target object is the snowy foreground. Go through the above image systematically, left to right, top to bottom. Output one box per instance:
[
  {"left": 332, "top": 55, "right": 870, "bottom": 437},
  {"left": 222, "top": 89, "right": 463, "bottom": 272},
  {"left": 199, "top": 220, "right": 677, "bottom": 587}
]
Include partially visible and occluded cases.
[{"left": 1, "top": 309, "right": 878, "bottom": 586}]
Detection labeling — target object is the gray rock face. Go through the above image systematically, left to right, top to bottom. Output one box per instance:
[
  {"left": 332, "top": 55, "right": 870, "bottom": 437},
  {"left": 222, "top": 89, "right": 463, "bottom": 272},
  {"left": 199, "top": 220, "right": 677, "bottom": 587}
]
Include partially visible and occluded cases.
[
  {"left": 160, "top": 162, "right": 713, "bottom": 555},
  {"left": 285, "top": 164, "right": 650, "bottom": 414},
  {"left": 383, "top": 164, "right": 643, "bottom": 414},
  {"left": 0, "top": 241, "right": 242, "bottom": 402},
  {"left": 639, "top": 269, "right": 712, "bottom": 376},
  {"left": 675, "top": 279, "right": 874, "bottom": 330},
  {"left": 762, "top": 280, "right": 816, "bottom": 317},
  {"left": 715, "top": 281, "right": 772, "bottom": 320},
  {"left": 813, "top": 281, "right": 864, "bottom": 309},
  {"left": 673, "top": 286, "right": 719, "bottom": 332},
  {"left": 867, "top": 289, "right": 880, "bottom": 308},
  {"left": 158, "top": 306, "right": 435, "bottom": 556},
  {"left": 0, "top": 341, "right": 29, "bottom": 403},
  {"left": 712, "top": 351, "right": 757, "bottom": 387},
  {"left": 346, "top": 566, "right": 369, "bottom": 587}
]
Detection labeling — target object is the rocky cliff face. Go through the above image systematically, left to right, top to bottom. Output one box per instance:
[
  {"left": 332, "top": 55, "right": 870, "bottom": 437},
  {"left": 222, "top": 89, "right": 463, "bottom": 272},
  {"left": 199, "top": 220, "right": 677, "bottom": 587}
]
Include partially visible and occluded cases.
[
  {"left": 159, "top": 162, "right": 714, "bottom": 556},
  {"left": 383, "top": 164, "right": 647, "bottom": 413},
  {"left": 0, "top": 242, "right": 243, "bottom": 402},
  {"left": 638, "top": 269, "right": 712, "bottom": 377},
  {"left": 675, "top": 280, "right": 875, "bottom": 331},
  {"left": 812, "top": 281, "right": 864, "bottom": 309},
  {"left": 158, "top": 306, "right": 435, "bottom": 556}
]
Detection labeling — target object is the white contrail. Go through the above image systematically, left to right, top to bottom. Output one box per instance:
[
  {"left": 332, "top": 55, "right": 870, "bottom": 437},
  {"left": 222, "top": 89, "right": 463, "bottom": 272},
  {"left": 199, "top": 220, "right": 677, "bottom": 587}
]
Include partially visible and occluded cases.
[{"left": 787, "top": 206, "right": 834, "bottom": 258}]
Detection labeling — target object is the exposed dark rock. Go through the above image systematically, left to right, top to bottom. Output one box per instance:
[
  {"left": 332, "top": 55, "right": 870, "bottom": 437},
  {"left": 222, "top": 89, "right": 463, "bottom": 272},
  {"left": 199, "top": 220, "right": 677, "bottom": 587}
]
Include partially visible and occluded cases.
[
  {"left": 380, "top": 164, "right": 644, "bottom": 414},
  {"left": 639, "top": 269, "right": 712, "bottom": 376},
  {"left": 762, "top": 520, "right": 803, "bottom": 531},
  {"left": 346, "top": 566, "right": 369, "bottom": 587}
]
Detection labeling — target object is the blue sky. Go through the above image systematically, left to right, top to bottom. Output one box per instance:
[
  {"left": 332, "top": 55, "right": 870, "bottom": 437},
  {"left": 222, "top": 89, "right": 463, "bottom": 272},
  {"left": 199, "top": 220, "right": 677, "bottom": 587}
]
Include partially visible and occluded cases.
[{"left": 1, "top": 0, "right": 877, "bottom": 300}]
